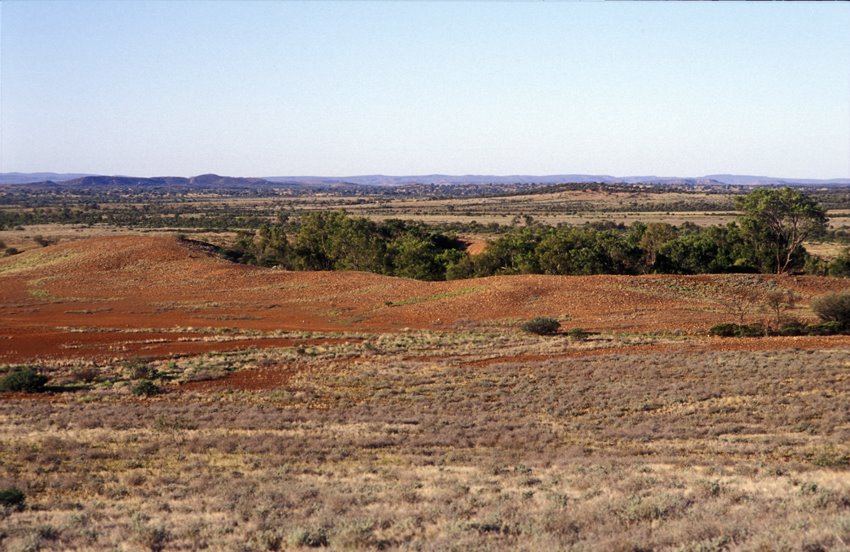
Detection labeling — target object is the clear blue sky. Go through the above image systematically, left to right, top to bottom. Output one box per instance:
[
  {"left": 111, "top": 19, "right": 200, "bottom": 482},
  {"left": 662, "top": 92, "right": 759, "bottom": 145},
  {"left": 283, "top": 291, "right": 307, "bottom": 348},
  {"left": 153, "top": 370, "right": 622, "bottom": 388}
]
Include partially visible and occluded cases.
[{"left": 1, "top": 1, "right": 849, "bottom": 178}]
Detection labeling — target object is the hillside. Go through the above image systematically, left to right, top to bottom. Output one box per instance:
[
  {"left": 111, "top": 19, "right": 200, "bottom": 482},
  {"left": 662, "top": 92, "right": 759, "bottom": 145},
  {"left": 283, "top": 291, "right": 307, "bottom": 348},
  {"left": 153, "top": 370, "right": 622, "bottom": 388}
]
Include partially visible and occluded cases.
[{"left": 1, "top": 235, "right": 847, "bottom": 362}]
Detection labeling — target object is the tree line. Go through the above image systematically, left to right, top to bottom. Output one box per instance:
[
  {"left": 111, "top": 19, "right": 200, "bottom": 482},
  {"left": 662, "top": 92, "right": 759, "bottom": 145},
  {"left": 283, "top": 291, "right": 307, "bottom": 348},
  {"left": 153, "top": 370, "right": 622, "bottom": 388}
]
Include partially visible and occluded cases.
[
  {"left": 225, "top": 188, "right": 850, "bottom": 279},
  {"left": 225, "top": 212, "right": 467, "bottom": 281}
]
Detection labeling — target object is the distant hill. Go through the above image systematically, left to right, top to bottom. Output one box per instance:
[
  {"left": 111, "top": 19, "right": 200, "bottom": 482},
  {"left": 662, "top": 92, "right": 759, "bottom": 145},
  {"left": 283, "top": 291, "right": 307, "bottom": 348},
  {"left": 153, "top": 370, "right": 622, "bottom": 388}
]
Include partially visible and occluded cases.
[
  {"left": 0, "top": 172, "right": 96, "bottom": 184},
  {"left": 2, "top": 172, "right": 848, "bottom": 187},
  {"left": 0, "top": 173, "right": 287, "bottom": 188},
  {"left": 62, "top": 174, "right": 277, "bottom": 188},
  {"left": 264, "top": 174, "right": 850, "bottom": 187},
  {"left": 702, "top": 174, "right": 850, "bottom": 186}
]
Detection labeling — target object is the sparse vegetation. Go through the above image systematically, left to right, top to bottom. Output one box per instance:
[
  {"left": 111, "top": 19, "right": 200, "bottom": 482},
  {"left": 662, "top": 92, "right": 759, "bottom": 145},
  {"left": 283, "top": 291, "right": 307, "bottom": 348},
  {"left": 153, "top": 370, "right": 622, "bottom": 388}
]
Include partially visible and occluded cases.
[
  {"left": 32, "top": 234, "right": 57, "bottom": 247},
  {"left": 567, "top": 327, "right": 591, "bottom": 341},
  {"left": 0, "top": 344, "right": 848, "bottom": 550},
  {"left": 125, "top": 358, "right": 157, "bottom": 380}
]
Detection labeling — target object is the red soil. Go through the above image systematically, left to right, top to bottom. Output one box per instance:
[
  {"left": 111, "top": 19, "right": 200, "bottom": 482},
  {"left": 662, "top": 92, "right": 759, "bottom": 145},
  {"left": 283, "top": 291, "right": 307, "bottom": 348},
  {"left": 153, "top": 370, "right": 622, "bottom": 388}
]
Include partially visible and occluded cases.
[
  {"left": 1, "top": 236, "right": 848, "bottom": 363},
  {"left": 464, "top": 239, "right": 488, "bottom": 256},
  {"left": 0, "top": 326, "right": 349, "bottom": 363}
]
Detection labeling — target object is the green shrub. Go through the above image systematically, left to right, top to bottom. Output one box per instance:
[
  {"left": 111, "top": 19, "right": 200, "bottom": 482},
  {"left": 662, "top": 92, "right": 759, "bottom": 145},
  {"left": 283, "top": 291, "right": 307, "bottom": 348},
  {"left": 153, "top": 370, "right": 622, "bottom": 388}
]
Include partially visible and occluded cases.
[
  {"left": 811, "top": 291, "right": 850, "bottom": 331},
  {"left": 521, "top": 317, "right": 561, "bottom": 336},
  {"left": 777, "top": 320, "right": 809, "bottom": 336},
  {"left": 807, "top": 321, "right": 843, "bottom": 336},
  {"left": 708, "top": 323, "right": 738, "bottom": 337},
  {"left": 709, "top": 323, "right": 766, "bottom": 338},
  {"left": 740, "top": 323, "right": 767, "bottom": 337},
  {"left": 0, "top": 368, "right": 48, "bottom": 393},
  {"left": 131, "top": 380, "right": 162, "bottom": 397},
  {"left": 0, "top": 486, "right": 25, "bottom": 510}
]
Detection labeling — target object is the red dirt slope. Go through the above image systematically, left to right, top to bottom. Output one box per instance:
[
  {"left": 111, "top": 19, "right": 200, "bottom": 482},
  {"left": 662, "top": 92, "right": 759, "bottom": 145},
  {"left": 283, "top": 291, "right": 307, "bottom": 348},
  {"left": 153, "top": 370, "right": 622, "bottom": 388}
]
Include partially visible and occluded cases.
[{"left": 1, "top": 235, "right": 847, "bottom": 362}]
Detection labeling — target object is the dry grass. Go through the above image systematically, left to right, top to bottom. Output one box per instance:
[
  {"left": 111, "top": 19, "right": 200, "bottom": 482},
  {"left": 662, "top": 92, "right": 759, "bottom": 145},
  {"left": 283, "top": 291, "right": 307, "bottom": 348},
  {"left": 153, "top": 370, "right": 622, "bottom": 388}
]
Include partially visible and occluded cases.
[{"left": 1, "top": 330, "right": 849, "bottom": 551}]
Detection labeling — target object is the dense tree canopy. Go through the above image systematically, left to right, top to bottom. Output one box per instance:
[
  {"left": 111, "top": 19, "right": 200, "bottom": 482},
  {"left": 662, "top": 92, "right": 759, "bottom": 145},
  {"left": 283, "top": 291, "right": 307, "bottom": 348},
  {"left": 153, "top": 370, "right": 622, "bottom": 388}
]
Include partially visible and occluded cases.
[{"left": 226, "top": 213, "right": 468, "bottom": 281}]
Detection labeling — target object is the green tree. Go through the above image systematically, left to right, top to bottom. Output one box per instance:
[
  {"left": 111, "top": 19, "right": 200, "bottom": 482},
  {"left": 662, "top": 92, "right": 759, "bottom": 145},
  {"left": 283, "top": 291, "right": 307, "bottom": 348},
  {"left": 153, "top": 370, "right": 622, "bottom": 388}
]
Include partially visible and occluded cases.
[
  {"left": 736, "top": 187, "right": 827, "bottom": 274},
  {"left": 292, "top": 212, "right": 385, "bottom": 272},
  {"left": 638, "top": 222, "right": 678, "bottom": 272},
  {"left": 253, "top": 224, "right": 290, "bottom": 267},
  {"left": 656, "top": 224, "right": 756, "bottom": 274},
  {"left": 473, "top": 227, "right": 546, "bottom": 275},
  {"left": 536, "top": 227, "right": 639, "bottom": 275},
  {"left": 389, "top": 233, "right": 447, "bottom": 280}
]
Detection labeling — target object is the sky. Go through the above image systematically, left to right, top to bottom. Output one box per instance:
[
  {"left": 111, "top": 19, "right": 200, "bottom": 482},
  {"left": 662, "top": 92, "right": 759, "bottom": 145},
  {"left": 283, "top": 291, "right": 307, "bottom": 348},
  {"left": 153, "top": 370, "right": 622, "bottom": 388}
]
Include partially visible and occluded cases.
[{"left": 1, "top": 1, "right": 849, "bottom": 179}]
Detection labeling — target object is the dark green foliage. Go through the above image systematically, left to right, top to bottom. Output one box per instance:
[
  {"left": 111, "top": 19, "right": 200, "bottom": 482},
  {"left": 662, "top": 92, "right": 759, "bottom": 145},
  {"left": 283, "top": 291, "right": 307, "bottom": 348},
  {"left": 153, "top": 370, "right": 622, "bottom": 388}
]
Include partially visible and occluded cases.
[
  {"left": 226, "top": 212, "right": 467, "bottom": 281},
  {"left": 292, "top": 212, "right": 385, "bottom": 272},
  {"left": 637, "top": 222, "right": 678, "bottom": 269},
  {"left": 226, "top": 224, "right": 291, "bottom": 267},
  {"left": 656, "top": 224, "right": 759, "bottom": 274},
  {"left": 468, "top": 225, "right": 644, "bottom": 277},
  {"left": 536, "top": 226, "right": 641, "bottom": 275},
  {"left": 473, "top": 227, "right": 547, "bottom": 275},
  {"left": 3, "top": 247, "right": 19, "bottom": 257},
  {"left": 805, "top": 249, "right": 850, "bottom": 277},
  {"left": 827, "top": 249, "right": 850, "bottom": 277},
  {"left": 811, "top": 291, "right": 850, "bottom": 330},
  {"left": 522, "top": 317, "right": 561, "bottom": 336},
  {"left": 711, "top": 319, "right": 844, "bottom": 338},
  {"left": 776, "top": 320, "right": 809, "bottom": 336},
  {"left": 807, "top": 321, "right": 844, "bottom": 335},
  {"left": 708, "top": 323, "right": 766, "bottom": 337},
  {"left": 708, "top": 323, "right": 741, "bottom": 337},
  {"left": 0, "top": 368, "right": 48, "bottom": 393},
  {"left": 131, "top": 380, "right": 162, "bottom": 397},
  {"left": 0, "top": 487, "right": 25, "bottom": 510}
]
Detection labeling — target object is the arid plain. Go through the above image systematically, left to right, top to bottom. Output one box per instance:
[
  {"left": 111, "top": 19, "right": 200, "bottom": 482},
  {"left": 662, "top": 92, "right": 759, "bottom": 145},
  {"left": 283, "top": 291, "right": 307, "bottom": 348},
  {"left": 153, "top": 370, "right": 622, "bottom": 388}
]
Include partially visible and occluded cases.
[{"left": 1, "top": 184, "right": 850, "bottom": 551}]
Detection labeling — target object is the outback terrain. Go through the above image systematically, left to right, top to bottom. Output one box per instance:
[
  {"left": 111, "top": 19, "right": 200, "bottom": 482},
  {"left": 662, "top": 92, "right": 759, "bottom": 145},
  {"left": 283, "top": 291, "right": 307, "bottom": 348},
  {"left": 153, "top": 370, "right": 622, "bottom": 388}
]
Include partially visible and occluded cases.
[{"left": 1, "top": 233, "right": 849, "bottom": 551}]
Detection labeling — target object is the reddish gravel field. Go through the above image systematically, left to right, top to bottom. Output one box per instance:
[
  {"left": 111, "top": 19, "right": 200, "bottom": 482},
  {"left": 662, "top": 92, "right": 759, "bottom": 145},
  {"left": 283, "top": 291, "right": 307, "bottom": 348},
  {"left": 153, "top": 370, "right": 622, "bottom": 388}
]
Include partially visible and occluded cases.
[{"left": 1, "top": 235, "right": 848, "bottom": 363}]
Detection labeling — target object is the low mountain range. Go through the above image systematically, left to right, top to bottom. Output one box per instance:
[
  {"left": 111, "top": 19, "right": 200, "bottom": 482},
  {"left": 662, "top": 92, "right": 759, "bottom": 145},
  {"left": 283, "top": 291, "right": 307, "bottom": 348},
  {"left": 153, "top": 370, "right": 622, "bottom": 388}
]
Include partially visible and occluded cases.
[{"left": 1, "top": 172, "right": 848, "bottom": 187}]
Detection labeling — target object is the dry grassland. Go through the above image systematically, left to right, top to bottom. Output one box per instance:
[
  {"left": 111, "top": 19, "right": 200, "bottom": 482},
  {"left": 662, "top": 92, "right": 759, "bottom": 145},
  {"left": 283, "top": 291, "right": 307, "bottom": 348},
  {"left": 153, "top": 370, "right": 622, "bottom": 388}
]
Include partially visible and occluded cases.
[
  {"left": 1, "top": 236, "right": 849, "bottom": 551},
  {"left": 1, "top": 332, "right": 850, "bottom": 551}
]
